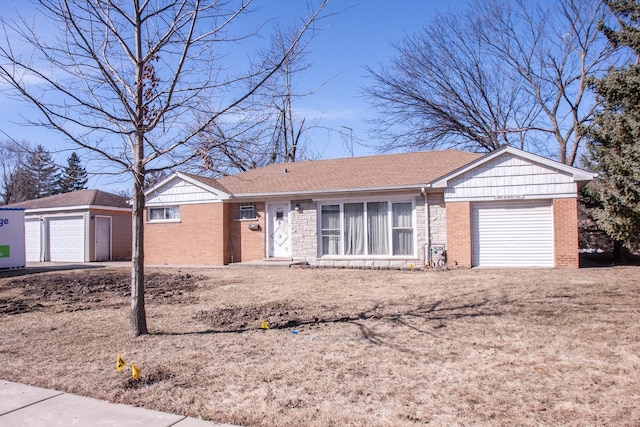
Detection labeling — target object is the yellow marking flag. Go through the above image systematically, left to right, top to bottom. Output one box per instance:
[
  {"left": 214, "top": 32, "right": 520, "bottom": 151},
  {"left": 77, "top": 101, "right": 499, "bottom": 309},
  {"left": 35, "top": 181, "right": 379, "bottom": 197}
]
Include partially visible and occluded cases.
[
  {"left": 261, "top": 320, "right": 269, "bottom": 329},
  {"left": 117, "top": 354, "right": 126, "bottom": 371},
  {"left": 131, "top": 364, "right": 140, "bottom": 379}
]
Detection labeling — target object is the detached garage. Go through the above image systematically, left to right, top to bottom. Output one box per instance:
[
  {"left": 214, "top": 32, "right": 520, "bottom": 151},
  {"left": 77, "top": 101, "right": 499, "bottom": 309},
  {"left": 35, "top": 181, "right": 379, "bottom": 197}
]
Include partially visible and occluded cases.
[{"left": 8, "top": 190, "right": 132, "bottom": 263}]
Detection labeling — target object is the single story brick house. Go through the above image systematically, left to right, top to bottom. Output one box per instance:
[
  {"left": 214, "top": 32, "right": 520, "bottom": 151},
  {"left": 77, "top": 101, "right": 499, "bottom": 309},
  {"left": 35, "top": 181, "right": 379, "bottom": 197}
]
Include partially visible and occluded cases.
[
  {"left": 144, "top": 146, "right": 595, "bottom": 268},
  {"left": 8, "top": 190, "right": 132, "bottom": 262}
]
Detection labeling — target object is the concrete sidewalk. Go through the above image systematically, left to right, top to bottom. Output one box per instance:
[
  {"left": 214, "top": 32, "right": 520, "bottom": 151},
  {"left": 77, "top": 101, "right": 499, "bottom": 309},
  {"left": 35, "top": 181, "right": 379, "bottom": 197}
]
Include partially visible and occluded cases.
[{"left": 0, "top": 380, "right": 237, "bottom": 427}]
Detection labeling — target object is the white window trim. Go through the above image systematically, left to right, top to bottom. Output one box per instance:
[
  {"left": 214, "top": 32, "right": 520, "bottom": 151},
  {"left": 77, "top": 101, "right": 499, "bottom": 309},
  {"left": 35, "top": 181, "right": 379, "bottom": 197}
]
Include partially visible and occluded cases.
[
  {"left": 318, "top": 199, "right": 417, "bottom": 258},
  {"left": 146, "top": 206, "right": 181, "bottom": 223}
]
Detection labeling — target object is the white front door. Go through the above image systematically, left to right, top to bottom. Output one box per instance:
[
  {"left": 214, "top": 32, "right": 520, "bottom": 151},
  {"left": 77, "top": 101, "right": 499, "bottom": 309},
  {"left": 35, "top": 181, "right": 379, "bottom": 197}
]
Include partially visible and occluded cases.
[
  {"left": 268, "top": 203, "right": 291, "bottom": 258},
  {"left": 95, "top": 216, "right": 111, "bottom": 261}
]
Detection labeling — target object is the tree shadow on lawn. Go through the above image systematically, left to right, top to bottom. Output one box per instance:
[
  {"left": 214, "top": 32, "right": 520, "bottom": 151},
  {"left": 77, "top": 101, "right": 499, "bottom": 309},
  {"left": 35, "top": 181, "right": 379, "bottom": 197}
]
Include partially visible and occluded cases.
[{"left": 155, "top": 294, "right": 510, "bottom": 353}]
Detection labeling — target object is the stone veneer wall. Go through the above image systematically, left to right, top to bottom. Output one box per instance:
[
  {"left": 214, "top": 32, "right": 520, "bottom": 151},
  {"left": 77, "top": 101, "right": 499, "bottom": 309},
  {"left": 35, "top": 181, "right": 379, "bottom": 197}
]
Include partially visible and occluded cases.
[
  {"left": 428, "top": 192, "right": 447, "bottom": 247},
  {"left": 414, "top": 196, "right": 427, "bottom": 265},
  {"left": 290, "top": 199, "right": 318, "bottom": 262}
]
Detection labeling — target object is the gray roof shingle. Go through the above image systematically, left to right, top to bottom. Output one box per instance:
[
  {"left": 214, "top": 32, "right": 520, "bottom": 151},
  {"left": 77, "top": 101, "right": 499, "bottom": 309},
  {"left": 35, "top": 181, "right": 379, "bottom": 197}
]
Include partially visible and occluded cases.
[{"left": 6, "top": 189, "right": 130, "bottom": 210}]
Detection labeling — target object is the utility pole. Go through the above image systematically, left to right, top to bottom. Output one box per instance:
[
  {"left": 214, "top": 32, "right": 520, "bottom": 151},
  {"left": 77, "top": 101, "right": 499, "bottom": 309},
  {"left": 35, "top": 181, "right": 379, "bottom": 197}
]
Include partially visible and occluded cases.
[{"left": 341, "top": 125, "right": 353, "bottom": 157}]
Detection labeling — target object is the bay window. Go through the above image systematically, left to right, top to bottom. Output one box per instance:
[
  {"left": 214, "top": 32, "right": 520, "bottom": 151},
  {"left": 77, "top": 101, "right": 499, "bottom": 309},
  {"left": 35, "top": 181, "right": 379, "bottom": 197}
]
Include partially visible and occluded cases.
[{"left": 320, "top": 200, "right": 414, "bottom": 257}]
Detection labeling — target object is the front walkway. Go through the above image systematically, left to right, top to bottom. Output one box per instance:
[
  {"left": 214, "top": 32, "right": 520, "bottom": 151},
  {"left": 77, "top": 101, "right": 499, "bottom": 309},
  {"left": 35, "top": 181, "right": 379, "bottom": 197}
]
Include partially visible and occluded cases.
[{"left": 0, "top": 380, "right": 236, "bottom": 427}]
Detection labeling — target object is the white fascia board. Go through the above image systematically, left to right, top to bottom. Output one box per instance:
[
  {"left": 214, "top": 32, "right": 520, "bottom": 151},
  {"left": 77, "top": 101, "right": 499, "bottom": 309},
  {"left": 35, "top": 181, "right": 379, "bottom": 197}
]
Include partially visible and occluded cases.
[
  {"left": 431, "top": 146, "right": 596, "bottom": 188},
  {"left": 230, "top": 183, "right": 430, "bottom": 201},
  {"left": 24, "top": 205, "right": 132, "bottom": 214}
]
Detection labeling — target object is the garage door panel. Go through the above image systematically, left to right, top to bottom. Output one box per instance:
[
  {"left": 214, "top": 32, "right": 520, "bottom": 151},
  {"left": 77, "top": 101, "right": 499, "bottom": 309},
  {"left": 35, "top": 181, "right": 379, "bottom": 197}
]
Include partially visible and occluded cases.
[
  {"left": 472, "top": 201, "right": 554, "bottom": 267},
  {"left": 47, "top": 216, "right": 85, "bottom": 262},
  {"left": 25, "top": 219, "right": 41, "bottom": 262}
]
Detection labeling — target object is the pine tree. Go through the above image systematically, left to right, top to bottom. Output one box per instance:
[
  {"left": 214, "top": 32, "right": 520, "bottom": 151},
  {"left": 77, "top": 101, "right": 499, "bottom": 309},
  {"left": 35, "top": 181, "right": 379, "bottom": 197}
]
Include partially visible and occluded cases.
[
  {"left": 586, "top": 0, "right": 640, "bottom": 254},
  {"left": 27, "top": 145, "right": 59, "bottom": 199},
  {"left": 57, "top": 152, "right": 88, "bottom": 193}
]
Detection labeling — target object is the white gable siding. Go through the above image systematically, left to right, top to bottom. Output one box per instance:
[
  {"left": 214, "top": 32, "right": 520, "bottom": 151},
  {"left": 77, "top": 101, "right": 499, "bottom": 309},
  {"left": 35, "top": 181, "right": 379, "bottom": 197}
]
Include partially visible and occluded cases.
[
  {"left": 445, "top": 153, "right": 576, "bottom": 202},
  {"left": 146, "top": 178, "right": 222, "bottom": 205}
]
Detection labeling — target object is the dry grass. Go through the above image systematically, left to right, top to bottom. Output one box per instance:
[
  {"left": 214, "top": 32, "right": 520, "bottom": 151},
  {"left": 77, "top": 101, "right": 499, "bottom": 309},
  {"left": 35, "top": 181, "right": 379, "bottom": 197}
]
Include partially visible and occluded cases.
[{"left": 1, "top": 266, "right": 639, "bottom": 426}]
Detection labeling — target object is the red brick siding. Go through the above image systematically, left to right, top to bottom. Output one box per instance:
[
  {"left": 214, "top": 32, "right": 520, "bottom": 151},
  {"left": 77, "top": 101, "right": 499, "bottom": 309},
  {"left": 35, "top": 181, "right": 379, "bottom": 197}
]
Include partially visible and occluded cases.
[
  {"left": 553, "top": 198, "right": 579, "bottom": 268},
  {"left": 446, "top": 201, "right": 472, "bottom": 267},
  {"left": 224, "top": 202, "right": 265, "bottom": 264},
  {"left": 144, "top": 203, "right": 225, "bottom": 265}
]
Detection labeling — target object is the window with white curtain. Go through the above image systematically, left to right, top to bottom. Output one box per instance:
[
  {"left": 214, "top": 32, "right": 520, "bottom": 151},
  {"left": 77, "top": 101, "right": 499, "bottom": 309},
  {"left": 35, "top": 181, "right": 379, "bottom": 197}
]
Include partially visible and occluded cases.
[
  {"left": 319, "top": 200, "right": 414, "bottom": 257},
  {"left": 367, "top": 201, "right": 388, "bottom": 255},
  {"left": 392, "top": 202, "right": 414, "bottom": 255},
  {"left": 344, "top": 203, "right": 365, "bottom": 255},
  {"left": 321, "top": 205, "right": 341, "bottom": 255},
  {"left": 148, "top": 206, "right": 180, "bottom": 222}
]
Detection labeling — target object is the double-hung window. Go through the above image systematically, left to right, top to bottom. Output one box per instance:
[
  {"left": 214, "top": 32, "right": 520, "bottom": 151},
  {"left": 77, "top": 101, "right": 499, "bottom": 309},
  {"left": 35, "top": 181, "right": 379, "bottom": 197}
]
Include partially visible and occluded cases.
[
  {"left": 320, "top": 200, "right": 414, "bottom": 257},
  {"left": 392, "top": 202, "right": 413, "bottom": 255},
  {"left": 321, "top": 205, "right": 341, "bottom": 255},
  {"left": 148, "top": 206, "right": 180, "bottom": 222}
]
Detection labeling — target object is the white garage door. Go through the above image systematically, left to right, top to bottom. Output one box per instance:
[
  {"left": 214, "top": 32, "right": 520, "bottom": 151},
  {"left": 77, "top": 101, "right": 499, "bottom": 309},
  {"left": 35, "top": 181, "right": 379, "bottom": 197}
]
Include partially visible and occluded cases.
[
  {"left": 472, "top": 200, "right": 554, "bottom": 267},
  {"left": 47, "top": 216, "right": 85, "bottom": 262},
  {"left": 25, "top": 219, "right": 41, "bottom": 262}
]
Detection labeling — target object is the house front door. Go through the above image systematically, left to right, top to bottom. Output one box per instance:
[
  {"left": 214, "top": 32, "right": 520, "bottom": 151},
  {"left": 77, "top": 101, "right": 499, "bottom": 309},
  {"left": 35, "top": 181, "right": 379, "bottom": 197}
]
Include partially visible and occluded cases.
[{"left": 268, "top": 203, "right": 291, "bottom": 258}]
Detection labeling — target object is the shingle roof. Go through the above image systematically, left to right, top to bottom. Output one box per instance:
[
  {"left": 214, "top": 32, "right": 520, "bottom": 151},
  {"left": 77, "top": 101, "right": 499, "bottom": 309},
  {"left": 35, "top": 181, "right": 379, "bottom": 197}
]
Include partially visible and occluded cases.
[
  {"left": 209, "top": 150, "right": 482, "bottom": 196},
  {"left": 6, "top": 189, "right": 130, "bottom": 210}
]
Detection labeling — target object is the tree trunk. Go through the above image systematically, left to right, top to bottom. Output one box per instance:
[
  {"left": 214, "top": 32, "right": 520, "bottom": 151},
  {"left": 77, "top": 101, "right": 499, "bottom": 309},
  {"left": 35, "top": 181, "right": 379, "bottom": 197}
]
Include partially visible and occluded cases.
[
  {"left": 130, "top": 160, "right": 148, "bottom": 336},
  {"left": 612, "top": 240, "right": 628, "bottom": 266}
]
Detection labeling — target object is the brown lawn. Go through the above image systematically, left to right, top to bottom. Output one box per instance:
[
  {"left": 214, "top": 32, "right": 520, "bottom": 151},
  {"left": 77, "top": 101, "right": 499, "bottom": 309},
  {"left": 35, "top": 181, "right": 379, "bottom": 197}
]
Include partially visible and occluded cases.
[{"left": 0, "top": 266, "right": 639, "bottom": 426}]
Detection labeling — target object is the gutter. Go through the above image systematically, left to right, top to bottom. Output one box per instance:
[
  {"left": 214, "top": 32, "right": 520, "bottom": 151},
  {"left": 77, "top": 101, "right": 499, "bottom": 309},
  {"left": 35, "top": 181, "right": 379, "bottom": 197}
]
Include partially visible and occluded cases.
[
  {"left": 230, "top": 183, "right": 434, "bottom": 200},
  {"left": 23, "top": 205, "right": 132, "bottom": 214}
]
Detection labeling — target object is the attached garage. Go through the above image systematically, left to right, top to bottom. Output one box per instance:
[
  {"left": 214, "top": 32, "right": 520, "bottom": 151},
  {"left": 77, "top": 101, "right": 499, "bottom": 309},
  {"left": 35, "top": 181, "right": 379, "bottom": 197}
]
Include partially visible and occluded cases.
[
  {"left": 433, "top": 147, "right": 595, "bottom": 268},
  {"left": 7, "top": 189, "right": 132, "bottom": 263},
  {"left": 471, "top": 200, "right": 554, "bottom": 267}
]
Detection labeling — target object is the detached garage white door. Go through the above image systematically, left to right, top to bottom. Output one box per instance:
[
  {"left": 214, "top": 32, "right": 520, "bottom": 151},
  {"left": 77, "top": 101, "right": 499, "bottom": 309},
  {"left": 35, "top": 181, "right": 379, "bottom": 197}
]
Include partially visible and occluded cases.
[
  {"left": 472, "top": 200, "right": 554, "bottom": 267},
  {"left": 47, "top": 216, "right": 85, "bottom": 262},
  {"left": 25, "top": 219, "right": 41, "bottom": 262}
]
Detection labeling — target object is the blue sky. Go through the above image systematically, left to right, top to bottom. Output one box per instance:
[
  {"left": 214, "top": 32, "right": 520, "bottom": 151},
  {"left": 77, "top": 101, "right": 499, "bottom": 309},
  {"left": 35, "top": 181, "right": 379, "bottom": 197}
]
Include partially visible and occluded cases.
[{"left": 0, "top": 0, "right": 468, "bottom": 191}]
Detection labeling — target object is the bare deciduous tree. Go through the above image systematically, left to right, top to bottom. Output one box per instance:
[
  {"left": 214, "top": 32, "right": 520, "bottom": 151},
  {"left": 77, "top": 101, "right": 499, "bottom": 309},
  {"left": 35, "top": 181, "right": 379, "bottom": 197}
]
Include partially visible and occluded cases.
[
  {"left": 0, "top": 0, "right": 330, "bottom": 336},
  {"left": 365, "top": 0, "right": 621, "bottom": 165},
  {"left": 193, "top": 22, "right": 320, "bottom": 176},
  {"left": 0, "top": 140, "right": 30, "bottom": 204}
]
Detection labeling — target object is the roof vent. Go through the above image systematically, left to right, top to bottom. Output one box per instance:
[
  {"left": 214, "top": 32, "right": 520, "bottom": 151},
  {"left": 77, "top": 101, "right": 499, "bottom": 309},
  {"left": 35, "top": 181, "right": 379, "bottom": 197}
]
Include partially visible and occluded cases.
[{"left": 283, "top": 168, "right": 288, "bottom": 174}]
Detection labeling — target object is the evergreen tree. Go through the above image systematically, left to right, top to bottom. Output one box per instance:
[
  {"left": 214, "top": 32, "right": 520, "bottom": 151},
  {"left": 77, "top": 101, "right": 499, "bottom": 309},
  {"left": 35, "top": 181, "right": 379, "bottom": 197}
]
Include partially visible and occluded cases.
[
  {"left": 586, "top": 0, "right": 640, "bottom": 254},
  {"left": 26, "top": 145, "right": 59, "bottom": 199},
  {"left": 57, "top": 152, "right": 88, "bottom": 193},
  {"left": 7, "top": 167, "right": 38, "bottom": 203}
]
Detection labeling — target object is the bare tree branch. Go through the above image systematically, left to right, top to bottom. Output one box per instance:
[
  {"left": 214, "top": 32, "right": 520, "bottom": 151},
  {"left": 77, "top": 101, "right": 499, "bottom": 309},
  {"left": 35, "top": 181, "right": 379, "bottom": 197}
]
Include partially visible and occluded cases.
[{"left": 0, "top": 0, "right": 332, "bottom": 336}]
